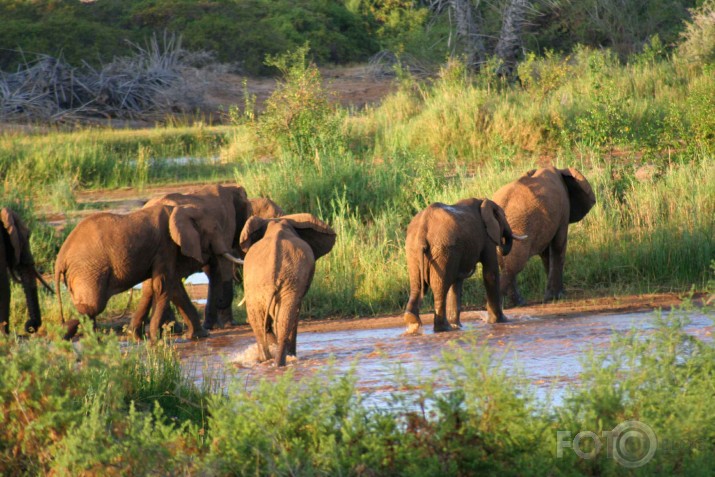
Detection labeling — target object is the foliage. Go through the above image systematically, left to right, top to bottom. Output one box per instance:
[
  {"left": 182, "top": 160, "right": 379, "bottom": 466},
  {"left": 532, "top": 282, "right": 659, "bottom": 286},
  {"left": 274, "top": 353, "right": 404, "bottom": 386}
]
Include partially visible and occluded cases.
[
  {"left": 677, "top": 0, "right": 715, "bottom": 67},
  {"left": 256, "top": 46, "right": 345, "bottom": 160},
  {"left": 2, "top": 307, "right": 715, "bottom": 474},
  {"left": 0, "top": 328, "right": 207, "bottom": 475}
]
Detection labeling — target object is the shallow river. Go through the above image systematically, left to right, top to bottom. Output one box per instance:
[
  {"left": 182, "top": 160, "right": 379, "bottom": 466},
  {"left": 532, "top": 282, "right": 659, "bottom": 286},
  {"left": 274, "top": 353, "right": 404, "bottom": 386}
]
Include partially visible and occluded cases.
[{"left": 175, "top": 309, "right": 712, "bottom": 405}]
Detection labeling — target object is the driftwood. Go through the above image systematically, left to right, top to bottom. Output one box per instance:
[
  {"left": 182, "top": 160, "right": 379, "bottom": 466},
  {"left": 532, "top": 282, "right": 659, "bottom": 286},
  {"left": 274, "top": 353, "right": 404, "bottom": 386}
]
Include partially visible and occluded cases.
[{"left": 0, "top": 34, "right": 208, "bottom": 122}]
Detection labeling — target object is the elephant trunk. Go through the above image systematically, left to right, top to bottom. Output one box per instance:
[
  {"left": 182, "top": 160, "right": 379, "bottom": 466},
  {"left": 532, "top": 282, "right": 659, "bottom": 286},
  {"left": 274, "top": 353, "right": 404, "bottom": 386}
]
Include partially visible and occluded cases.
[{"left": 500, "top": 231, "right": 514, "bottom": 256}]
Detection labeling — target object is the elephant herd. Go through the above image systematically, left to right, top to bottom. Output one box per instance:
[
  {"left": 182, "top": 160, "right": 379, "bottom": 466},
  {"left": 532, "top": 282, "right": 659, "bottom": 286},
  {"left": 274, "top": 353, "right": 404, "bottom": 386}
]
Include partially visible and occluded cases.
[{"left": 1, "top": 166, "right": 595, "bottom": 367}]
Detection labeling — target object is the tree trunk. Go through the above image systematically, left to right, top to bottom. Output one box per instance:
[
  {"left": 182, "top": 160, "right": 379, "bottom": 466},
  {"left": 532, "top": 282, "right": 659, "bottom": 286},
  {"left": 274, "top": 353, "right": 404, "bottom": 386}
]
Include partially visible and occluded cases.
[
  {"left": 449, "top": 0, "right": 486, "bottom": 70},
  {"left": 495, "top": 0, "right": 530, "bottom": 77}
]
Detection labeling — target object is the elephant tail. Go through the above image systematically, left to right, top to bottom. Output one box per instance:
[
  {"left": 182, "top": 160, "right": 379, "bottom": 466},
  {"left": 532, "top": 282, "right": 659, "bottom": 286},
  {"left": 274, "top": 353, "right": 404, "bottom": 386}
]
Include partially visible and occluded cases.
[
  {"left": 419, "top": 244, "right": 429, "bottom": 299},
  {"left": 55, "top": 266, "right": 65, "bottom": 324},
  {"left": 263, "top": 284, "right": 278, "bottom": 359}
]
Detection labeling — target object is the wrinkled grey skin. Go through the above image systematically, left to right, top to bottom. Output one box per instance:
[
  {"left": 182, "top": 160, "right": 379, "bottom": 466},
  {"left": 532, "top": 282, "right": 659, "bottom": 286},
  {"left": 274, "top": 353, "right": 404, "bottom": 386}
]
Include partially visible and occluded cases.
[
  {"left": 493, "top": 167, "right": 596, "bottom": 306},
  {"left": 132, "top": 190, "right": 285, "bottom": 335},
  {"left": 403, "top": 198, "right": 519, "bottom": 333},
  {"left": 55, "top": 203, "right": 239, "bottom": 341},
  {"left": 0, "top": 208, "right": 52, "bottom": 334},
  {"left": 240, "top": 213, "right": 336, "bottom": 366}
]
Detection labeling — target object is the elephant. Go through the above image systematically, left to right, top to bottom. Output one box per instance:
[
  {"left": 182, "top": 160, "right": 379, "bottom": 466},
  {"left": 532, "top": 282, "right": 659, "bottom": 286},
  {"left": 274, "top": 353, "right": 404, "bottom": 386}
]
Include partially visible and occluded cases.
[
  {"left": 492, "top": 166, "right": 596, "bottom": 306},
  {"left": 131, "top": 184, "right": 253, "bottom": 333},
  {"left": 131, "top": 189, "right": 285, "bottom": 334},
  {"left": 403, "top": 198, "right": 525, "bottom": 333},
  {"left": 55, "top": 202, "right": 244, "bottom": 341},
  {"left": 1, "top": 208, "right": 53, "bottom": 334},
  {"left": 239, "top": 213, "right": 336, "bottom": 366}
]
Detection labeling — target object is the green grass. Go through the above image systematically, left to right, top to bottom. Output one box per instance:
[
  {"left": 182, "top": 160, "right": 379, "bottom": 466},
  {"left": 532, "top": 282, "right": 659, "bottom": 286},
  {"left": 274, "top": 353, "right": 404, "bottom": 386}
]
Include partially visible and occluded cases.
[
  {"left": 2, "top": 48, "right": 714, "bottom": 330},
  {"left": 2, "top": 304, "right": 715, "bottom": 475}
]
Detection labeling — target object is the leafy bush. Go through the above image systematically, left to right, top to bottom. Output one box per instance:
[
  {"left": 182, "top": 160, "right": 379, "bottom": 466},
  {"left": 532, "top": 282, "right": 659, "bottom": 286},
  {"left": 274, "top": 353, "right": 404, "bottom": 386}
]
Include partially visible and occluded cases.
[{"left": 257, "top": 46, "right": 345, "bottom": 160}]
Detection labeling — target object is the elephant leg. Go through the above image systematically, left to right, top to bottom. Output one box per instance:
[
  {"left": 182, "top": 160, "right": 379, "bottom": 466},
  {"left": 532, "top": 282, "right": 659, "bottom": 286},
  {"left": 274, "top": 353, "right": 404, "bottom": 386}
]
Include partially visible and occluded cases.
[
  {"left": 544, "top": 227, "right": 568, "bottom": 302},
  {"left": 403, "top": 249, "right": 426, "bottom": 334},
  {"left": 482, "top": 250, "right": 506, "bottom": 324},
  {"left": 500, "top": 250, "right": 528, "bottom": 308},
  {"left": 202, "top": 263, "right": 220, "bottom": 330},
  {"left": 0, "top": 266, "right": 10, "bottom": 334},
  {"left": 18, "top": 266, "right": 42, "bottom": 334},
  {"left": 148, "top": 277, "right": 171, "bottom": 342},
  {"left": 432, "top": 279, "right": 452, "bottom": 332},
  {"left": 446, "top": 279, "right": 464, "bottom": 329},
  {"left": 129, "top": 280, "right": 154, "bottom": 339},
  {"left": 215, "top": 280, "right": 235, "bottom": 328},
  {"left": 171, "top": 284, "right": 208, "bottom": 340},
  {"left": 274, "top": 296, "right": 302, "bottom": 366},
  {"left": 247, "top": 299, "right": 272, "bottom": 362},
  {"left": 287, "top": 320, "right": 298, "bottom": 356}
]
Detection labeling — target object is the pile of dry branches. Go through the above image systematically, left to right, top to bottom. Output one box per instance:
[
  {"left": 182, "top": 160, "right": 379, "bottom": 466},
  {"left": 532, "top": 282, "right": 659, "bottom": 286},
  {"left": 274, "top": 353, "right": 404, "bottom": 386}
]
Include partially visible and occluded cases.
[{"left": 0, "top": 34, "right": 208, "bottom": 122}]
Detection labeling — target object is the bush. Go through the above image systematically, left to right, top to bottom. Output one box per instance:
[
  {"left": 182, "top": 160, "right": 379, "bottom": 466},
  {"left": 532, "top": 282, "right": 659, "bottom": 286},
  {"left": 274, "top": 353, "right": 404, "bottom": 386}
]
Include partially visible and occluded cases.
[{"left": 677, "top": 0, "right": 715, "bottom": 67}]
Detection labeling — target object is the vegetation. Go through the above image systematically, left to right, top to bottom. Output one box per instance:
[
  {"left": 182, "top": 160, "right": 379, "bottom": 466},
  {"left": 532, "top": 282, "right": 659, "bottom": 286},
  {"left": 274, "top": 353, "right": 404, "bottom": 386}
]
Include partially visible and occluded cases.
[
  {"left": 0, "top": 0, "right": 705, "bottom": 75},
  {"left": 1, "top": 3, "right": 715, "bottom": 475},
  {"left": 1, "top": 304, "right": 714, "bottom": 474}
]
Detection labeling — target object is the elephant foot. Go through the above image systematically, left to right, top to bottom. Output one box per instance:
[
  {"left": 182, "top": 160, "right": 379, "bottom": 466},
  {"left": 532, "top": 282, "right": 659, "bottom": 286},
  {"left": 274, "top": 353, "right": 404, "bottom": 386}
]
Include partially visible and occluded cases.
[
  {"left": 543, "top": 289, "right": 565, "bottom": 302},
  {"left": 506, "top": 292, "right": 526, "bottom": 308},
  {"left": 217, "top": 308, "right": 235, "bottom": 328},
  {"left": 403, "top": 311, "right": 423, "bottom": 335},
  {"left": 485, "top": 312, "right": 506, "bottom": 324},
  {"left": 62, "top": 319, "right": 81, "bottom": 340},
  {"left": 24, "top": 320, "right": 41, "bottom": 334},
  {"left": 433, "top": 321, "right": 453, "bottom": 333},
  {"left": 184, "top": 327, "right": 210, "bottom": 340}
]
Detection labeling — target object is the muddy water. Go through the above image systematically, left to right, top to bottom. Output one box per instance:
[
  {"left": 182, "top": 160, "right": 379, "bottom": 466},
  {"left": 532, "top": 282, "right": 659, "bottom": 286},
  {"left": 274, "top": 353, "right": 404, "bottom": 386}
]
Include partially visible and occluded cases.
[{"left": 175, "top": 310, "right": 712, "bottom": 404}]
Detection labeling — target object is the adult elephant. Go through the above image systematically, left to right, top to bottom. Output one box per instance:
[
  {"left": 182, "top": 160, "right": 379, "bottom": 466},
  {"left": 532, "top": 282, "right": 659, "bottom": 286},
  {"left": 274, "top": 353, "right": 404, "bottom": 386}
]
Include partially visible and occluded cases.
[
  {"left": 492, "top": 167, "right": 596, "bottom": 306},
  {"left": 132, "top": 184, "right": 252, "bottom": 332},
  {"left": 132, "top": 188, "right": 284, "bottom": 333},
  {"left": 403, "top": 198, "right": 525, "bottom": 334},
  {"left": 55, "top": 203, "right": 244, "bottom": 341},
  {"left": 1, "top": 208, "right": 53, "bottom": 334},
  {"left": 239, "top": 213, "right": 336, "bottom": 366}
]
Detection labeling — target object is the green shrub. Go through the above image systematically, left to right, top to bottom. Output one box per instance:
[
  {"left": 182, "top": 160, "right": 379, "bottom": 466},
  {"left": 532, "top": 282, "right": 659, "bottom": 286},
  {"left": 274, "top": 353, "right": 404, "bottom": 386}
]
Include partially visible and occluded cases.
[{"left": 677, "top": 0, "right": 715, "bottom": 67}]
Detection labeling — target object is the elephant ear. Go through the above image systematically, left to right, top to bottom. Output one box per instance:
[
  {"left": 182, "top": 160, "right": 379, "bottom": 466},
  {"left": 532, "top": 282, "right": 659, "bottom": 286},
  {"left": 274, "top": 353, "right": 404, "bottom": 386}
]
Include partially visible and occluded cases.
[
  {"left": 559, "top": 168, "right": 596, "bottom": 223},
  {"left": 230, "top": 185, "right": 251, "bottom": 229},
  {"left": 249, "top": 197, "right": 285, "bottom": 219},
  {"left": 479, "top": 200, "right": 504, "bottom": 246},
  {"left": 169, "top": 206, "right": 204, "bottom": 263},
  {"left": 170, "top": 206, "right": 233, "bottom": 263},
  {"left": 1, "top": 208, "right": 28, "bottom": 265},
  {"left": 283, "top": 213, "right": 337, "bottom": 260},
  {"left": 239, "top": 216, "right": 269, "bottom": 253}
]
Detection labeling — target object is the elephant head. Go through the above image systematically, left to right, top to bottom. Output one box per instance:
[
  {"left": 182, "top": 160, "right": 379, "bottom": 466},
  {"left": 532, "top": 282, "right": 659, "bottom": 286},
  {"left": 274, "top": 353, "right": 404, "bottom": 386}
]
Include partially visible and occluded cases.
[
  {"left": 169, "top": 205, "right": 243, "bottom": 266},
  {"left": 1, "top": 208, "right": 52, "bottom": 334},
  {"left": 239, "top": 213, "right": 336, "bottom": 259}
]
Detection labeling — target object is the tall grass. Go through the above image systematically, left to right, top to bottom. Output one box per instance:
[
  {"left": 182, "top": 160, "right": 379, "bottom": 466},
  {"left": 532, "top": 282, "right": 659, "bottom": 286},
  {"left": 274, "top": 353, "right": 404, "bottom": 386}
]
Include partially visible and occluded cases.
[
  {"left": 3, "top": 47, "right": 714, "bottom": 329},
  {"left": 0, "top": 125, "right": 234, "bottom": 195}
]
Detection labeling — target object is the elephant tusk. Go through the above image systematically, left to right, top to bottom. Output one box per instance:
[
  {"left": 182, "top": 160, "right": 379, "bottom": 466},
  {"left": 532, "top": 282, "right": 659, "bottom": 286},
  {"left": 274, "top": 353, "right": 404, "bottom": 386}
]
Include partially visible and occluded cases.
[
  {"left": 513, "top": 234, "right": 528, "bottom": 241},
  {"left": 222, "top": 252, "right": 245, "bottom": 265},
  {"left": 35, "top": 268, "right": 55, "bottom": 294},
  {"left": 237, "top": 295, "right": 246, "bottom": 307}
]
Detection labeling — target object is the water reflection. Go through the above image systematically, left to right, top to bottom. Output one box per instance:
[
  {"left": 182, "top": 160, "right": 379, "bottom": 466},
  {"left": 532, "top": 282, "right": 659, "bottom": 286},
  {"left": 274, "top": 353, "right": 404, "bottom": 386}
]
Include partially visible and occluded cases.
[{"left": 176, "top": 310, "right": 712, "bottom": 405}]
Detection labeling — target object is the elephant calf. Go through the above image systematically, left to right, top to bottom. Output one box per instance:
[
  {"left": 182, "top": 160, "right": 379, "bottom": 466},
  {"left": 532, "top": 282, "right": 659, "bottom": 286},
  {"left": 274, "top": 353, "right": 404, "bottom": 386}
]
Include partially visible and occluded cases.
[
  {"left": 493, "top": 167, "right": 596, "bottom": 306},
  {"left": 403, "top": 198, "right": 524, "bottom": 333},
  {"left": 55, "top": 203, "right": 244, "bottom": 341},
  {"left": 1, "top": 208, "right": 53, "bottom": 334},
  {"left": 239, "top": 213, "right": 336, "bottom": 366}
]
